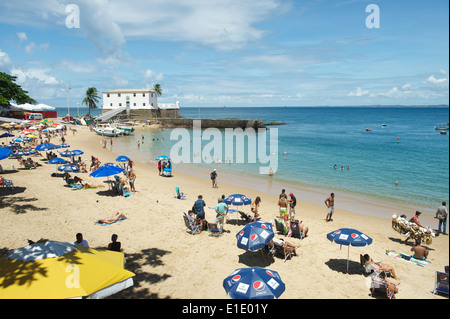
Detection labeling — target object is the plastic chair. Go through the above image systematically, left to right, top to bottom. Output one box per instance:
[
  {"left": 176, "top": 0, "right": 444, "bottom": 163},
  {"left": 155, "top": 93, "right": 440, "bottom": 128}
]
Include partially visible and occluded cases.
[
  {"left": 290, "top": 220, "right": 304, "bottom": 239},
  {"left": 207, "top": 223, "right": 223, "bottom": 237},
  {"left": 433, "top": 271, "right": 449, "bottom": 295}
]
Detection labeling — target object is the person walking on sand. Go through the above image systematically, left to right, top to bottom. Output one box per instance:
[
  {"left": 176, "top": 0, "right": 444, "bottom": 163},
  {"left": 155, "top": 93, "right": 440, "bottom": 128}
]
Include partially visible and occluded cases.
[
  {"left": 324, "top": 193, "right": 335, "bottom": 222},
  {"left": 435, "top": 201, "right": 448, "bottom": 235}
]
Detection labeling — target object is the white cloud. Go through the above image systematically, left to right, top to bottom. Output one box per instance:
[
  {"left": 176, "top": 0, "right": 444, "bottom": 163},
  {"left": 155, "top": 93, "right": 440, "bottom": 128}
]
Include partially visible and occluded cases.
[
  {"left": 17, "top": 32, "right": 28, "bottom": 41},
  {"left": 0, "top": 49, "right": 12, "bottom": 69},
  {"left": 10, "top": 67, "right": 59, "bottom": 85},
  {"left": 144, "top": 69, "right": 164, "bottom": 82},
  {"left": 426, "top": 74, "right": 449, "bottom": 86},
  {"left": 348, "top": 87, "right": 369, "bottom": 97}
]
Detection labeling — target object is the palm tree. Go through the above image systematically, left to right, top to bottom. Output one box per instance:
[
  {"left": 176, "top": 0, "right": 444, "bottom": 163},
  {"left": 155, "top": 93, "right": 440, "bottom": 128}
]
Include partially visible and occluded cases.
[
  {"left": 153, "top": 84, "right": 162, "bottom": 97},
  {"left": 82, "top": 87, "right": 100, "bottom": 117}
]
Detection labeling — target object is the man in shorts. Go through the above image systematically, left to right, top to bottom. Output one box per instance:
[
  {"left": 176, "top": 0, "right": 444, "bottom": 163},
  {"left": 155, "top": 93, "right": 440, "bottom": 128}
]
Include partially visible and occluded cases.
[
  {"left": 210, "top": 169, "right": 218, "bottom": 188},
  {"left": 324, "top": 193, "right": 335, "bottom": 222},
  {"left": 193, "top": 195, "right": 207, "bottom": 230},
  {"left": 215, "top": 199, "right": 229, "bottom": 230}
]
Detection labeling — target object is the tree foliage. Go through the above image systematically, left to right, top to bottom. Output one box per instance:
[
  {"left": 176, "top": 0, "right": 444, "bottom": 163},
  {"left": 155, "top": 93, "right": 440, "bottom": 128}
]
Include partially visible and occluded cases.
[{"left": 0, "top": 72, "right": 36, "bottom": 106}]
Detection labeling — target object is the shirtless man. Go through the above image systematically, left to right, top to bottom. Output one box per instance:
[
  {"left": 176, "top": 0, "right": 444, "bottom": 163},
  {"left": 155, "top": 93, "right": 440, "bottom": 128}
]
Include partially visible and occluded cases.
[
  {"left": 324, "top": 193, "right": 335, "bottom": 222},
  {"left": 411, "top": 239, "right": 429, "bottom": 260}
]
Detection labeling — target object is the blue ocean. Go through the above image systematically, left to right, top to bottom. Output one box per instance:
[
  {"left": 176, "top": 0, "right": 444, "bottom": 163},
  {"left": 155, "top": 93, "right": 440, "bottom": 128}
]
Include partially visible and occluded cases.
[{"left": 57, "top": 106, "right": 449, "bottom": 213}]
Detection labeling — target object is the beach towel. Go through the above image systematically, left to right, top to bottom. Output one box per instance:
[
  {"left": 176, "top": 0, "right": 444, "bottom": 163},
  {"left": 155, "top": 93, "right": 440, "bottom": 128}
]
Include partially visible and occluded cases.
[
  {"left": 95, "top": 216, "right": 126, "bottom": 226},
  {"left": 385, "top": 250, "right": 430, "bottom": 267}
]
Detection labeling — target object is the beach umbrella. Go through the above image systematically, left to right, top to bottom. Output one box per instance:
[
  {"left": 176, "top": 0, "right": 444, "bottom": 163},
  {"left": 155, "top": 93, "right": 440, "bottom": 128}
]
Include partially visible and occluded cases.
[
  {"left": 40, "top": 119, "right": 52, "bottom": 123},
  {"left": 0, "top": 133, "right": 14, "bottom": 138},
  {"left": 12, "top": 138, "right": 24, "bottom": 143},
  {"left": 35, "top": 143, "right": 57, "bottom": 151},
  {"left": 59, "top": 143, "right": 70, "bottom": 148},
  {"left": 3, "top": 144, "right": 19, "bottom": 149},
  {"left": 0, "top": 147, "right": 13, "bottom": 160},
  {"left": 59, "top": 150, "right": 76, "bottom": 157},
  {"left": 71, "top": 150, "right": 84, "bottom": 156},
  {"left": 10, "top": 151, "right": 30, "bottom": 157},
  {"left": 116, "top": 155, "right": 130, "bottom": 162},
  {"left": 155, "top": 155, "right": 170, "bottom": 161},
  {"left": 47, "top": 157, "right": 68, "bottom": 165},
  {"left": 90, "top": 163, "right": 124, "bottom": 177},
  {"left": 90, "top": 163, "right": 124, "bottom": 189},
  {"left": 58, "top": 164, "right": 80, "bottom": 173},
  {"left": 224, "top": 194, "right": 252, "bottom": 206},
  {"left": 236, "top": 220, "right": 274, "bottom": 252},
  {"left": 326, "top": 228, "right": 373, "bottom": 273},
  {"left": 0, "top": 239, "right": 135, "bottom": 299},
  {"left": 223, "top": 266, "right": 285, "bottom": 299}
]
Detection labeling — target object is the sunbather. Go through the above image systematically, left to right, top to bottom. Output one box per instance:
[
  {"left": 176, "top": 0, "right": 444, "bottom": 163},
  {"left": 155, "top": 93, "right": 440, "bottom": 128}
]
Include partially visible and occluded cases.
[
  {"left": 97, "top": 211, "right": 128, "bottom": 224},
  {"left": 269, "top": 238, "right": 300, "bottom": 256},
  {"left": 363, "top": 254, "right": 400, "bottom": 280}
]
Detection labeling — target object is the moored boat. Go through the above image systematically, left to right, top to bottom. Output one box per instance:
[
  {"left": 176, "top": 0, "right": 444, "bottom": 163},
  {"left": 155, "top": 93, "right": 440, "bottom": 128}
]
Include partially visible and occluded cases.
[{"left": 435, "top": 122, "right": 449, "bottom": 130}]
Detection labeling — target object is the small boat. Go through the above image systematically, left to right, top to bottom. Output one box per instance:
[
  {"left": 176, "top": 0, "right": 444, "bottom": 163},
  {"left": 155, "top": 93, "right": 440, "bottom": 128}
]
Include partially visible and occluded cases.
[
  {"left": 112, "top": 122, "right": 135, "bottom": 132},
  {"left": 435, "top": 122, "right": 449, "bottom": 130},
  {"left": 381, "top": 124, "right": 387, "bottom": 127},
  {"left": 93, "top": 125, "right": 124, "bottom": 137},
  {"left": 365, "top": 128, "right": 372, "bottom": 132},
  {"left": 441, "top": 130, "right": 447, "bottom": 135}
]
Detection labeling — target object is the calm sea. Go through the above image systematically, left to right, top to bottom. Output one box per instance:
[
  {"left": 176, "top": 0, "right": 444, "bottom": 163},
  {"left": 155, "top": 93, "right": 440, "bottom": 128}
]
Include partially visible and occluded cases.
[{"left": 56, "top": 106, "right": 449, "bottom": 213}]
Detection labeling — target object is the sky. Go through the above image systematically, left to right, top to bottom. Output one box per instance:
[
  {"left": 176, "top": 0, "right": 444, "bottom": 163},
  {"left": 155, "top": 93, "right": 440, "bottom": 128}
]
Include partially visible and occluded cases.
[{"left": 0, "top": 0, "right": 448, "bottom": 109}]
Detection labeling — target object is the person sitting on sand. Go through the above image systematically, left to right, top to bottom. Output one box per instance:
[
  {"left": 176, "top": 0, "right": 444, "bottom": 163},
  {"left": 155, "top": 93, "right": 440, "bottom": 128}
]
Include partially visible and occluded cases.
[
  {"left": 97, "top": 212, "right": 128, "bottom": 224},
  {"left": 74, "top": 233, "right": 89, "bottom": 247},
  {"left": 107, "top": 234, "right": 121, "bottom": 252},
  {"left": 410, "top": 239, "right": 429, "bottom": 260},
  {"left": 363, "top": 254, "right": 400, "bottom": 280}
]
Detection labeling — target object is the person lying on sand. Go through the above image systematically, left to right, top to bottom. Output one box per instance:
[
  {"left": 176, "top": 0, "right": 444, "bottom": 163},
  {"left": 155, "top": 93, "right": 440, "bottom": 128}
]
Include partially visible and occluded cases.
[{"left": 97, "top": 212, "right": 128, "bottom": 224}]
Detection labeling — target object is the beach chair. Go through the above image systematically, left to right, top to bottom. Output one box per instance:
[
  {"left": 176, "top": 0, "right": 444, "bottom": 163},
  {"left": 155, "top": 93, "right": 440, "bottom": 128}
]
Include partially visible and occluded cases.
[
  {"left": 0, "top": 178, "right": 14, "bottom": 191},
  {"left": 69, "top": 183, "right": 82, "bottom": 190},
  {"left": 175, "top": 187, "right": 186, "bottom": 199},
  {"left": 238, "top": 211, "right": 252, "bottom": 223},
  {"left": 183, "top": 213, "right": 201, "bottom": 235},
  {"left": 274, "top": 217, "right": 288, "bottom": 235},
  {"left": 290, "top": 220, "right": 304, "bottom": 239},
  {"left": 207, "top": 223, "right": 223, "bottom": 237},
  {"left": 273, "top": 240, "right": 293, "bottom": 263},
  {"left": 360, "top": 254, "right": 393, "bottom": 278},
  {"left": 433, "top": 271, "right": 449, "bottom": 295},
  {"left": 369, "top": 275, "right": 398, "bottom": 299}
]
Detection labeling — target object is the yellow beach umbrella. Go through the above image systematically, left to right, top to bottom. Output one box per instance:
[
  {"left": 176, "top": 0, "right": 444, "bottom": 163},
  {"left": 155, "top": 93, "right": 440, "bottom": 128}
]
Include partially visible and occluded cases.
[
  {"left": 40, "top": 119, "right": 52, "bottom": 123},
  {"left": 26, "top": 134, "right": 36, "bottom": 138},
  {"left": 0, "top": 239, "right": 134, "bottom": 299}
]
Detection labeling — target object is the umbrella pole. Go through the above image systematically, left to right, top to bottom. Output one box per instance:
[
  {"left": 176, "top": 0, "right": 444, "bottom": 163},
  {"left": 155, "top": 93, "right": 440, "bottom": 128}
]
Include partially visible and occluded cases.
[{"left": 347, "top": 245, "right": 350, "bottom": 273}]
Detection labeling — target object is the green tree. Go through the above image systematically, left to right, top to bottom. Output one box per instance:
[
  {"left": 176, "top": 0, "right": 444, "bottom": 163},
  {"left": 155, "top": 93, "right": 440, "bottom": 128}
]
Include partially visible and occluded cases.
[
  {"left": 0, "top": 72, "right": 36, "bottom": 106},
  {"left": 153, "top": 83, "right": 162, "bottom": 97},
  {"left": 82, "top": 87, "right": 100, "bottom": 116}
]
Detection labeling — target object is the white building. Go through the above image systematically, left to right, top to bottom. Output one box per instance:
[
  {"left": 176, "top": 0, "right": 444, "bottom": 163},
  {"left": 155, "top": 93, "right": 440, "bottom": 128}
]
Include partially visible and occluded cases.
[{"left": 101, "top": 88, "right": 180, "bottom": 120}]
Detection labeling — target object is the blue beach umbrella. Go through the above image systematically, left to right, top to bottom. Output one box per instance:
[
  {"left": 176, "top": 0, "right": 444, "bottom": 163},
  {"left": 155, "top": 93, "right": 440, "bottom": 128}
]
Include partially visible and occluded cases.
[
  {"left": 0, "top": 133, "right": 15, "bottom": 138},
  {"left": 12, "top": 138, "right": 24, "bottom": 143},
  {"left": 36, "top": 143, "right": 57, "bottom": 151},
  {"left": 59, "top": 143, "right": 70, "bottom": 148},
  {"left": 0, "top": 147, "right": 13, "bottom": 160},
  {"left": 59, "top": 150, "right": 75, "bottom": 157},
  {"left": 71, "top": 150, "right": 84, "bottom": 156},
  {"left": 10, "top": 151, "right": 30, "bottom": 157},
  {"left": 116, "top": 155, "right": 130, "bottom": 162},
  {"left": 155, "top": 155, "right": 170, "bottom": 161},
  {"left": 48, "top": 157, "right": 68, "bottom": 165},
  {"left": 90, "top": 163, "right": 124, "bottom": 178},
  {"left": 57, "top": 164, "right": 80, "bottom": 173},
  {"left": 224, "top": 194, "right": 252, "bottom": 206},
  {"left": 236, "top": 220, "right": 274, "bottom": 252},
  {"left": 327, "top": 228, "right": 373, "bottom": 273},
  {"left": 223, "top": 266, "right": 285, "bottom": 299}
]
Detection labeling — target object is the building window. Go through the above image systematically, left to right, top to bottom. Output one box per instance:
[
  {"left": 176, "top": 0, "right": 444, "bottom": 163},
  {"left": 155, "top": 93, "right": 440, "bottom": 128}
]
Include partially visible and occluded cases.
[
  {"left": 107, "top": 93, "right": 110, "bottom": 97},
  {"left": 118, "top": 93, "right": 121, "bottom": 97},
  {"left": 133, "top": 93, "right": 136, "bottom": 97},
  {"left": 110, "top": 103, "right": 113, "bottom": 106},
  {"left": 119, "top": 103, "right": 122, "bottom": 106},
  {"left": 133, "top": 103, "right": 136, "bottom": 106},
  {"left": 143, "top": 103, "right": 146, "bottom": 106},
  {"left": 151, "top": 103, "right": 154, "bottom": 106}
]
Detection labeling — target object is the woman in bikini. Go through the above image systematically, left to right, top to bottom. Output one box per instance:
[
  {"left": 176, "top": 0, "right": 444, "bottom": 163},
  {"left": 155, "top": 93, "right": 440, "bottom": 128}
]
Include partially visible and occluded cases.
[{"left": 97, "top": 212, "right": 128, "bottom": 224}]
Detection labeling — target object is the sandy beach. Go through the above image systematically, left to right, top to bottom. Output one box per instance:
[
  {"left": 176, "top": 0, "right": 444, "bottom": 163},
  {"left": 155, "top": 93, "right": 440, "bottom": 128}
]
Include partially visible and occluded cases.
[{"left": 1, "top": 123, "right": 448, "bottom": 300}]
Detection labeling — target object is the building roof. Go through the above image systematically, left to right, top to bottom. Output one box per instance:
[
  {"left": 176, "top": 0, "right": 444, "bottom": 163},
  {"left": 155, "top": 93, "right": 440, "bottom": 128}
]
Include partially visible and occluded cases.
[{"left": 103, "top": 89, "right": 156, "bottom": 94}]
